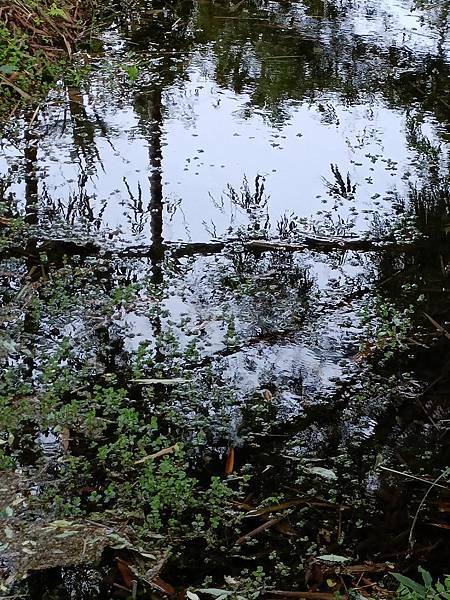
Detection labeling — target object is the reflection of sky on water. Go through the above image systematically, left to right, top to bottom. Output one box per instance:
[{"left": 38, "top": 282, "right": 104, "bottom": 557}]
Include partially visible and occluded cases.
[
  {"left": 1, "top": 0, "right": 448, "bottom": 246},
  {"left": 288, "top": 0, "right": 450, "bottom": 57},
  {"left": 0, "top": 61, "right": 431, "bottom": 244},
  {"left": 163, "top": 62, "right": 410, "bottom": 241}
]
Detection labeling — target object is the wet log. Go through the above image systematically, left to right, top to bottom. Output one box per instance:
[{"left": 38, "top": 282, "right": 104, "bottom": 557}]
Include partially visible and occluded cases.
[{"left": 0, "top": 233, "right": 425, "bottom": 264}]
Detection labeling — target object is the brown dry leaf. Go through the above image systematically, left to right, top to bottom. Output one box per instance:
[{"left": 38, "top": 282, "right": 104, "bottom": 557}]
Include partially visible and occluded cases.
[
  {"left": 353, "top": 344, "right": 375, "bottom": 363},
  {"left": 263, "top": 388, "right": 273, "bottom": 401},
  {"left": 60, "top": 426, "right": 70, "bottom": 451},
  {"left": 225, "top": 447, "right": 235, "bottom": 475},
  {"left": 232, "top": 500, "right": 255, "bottom": 511},
  {"left": 274, "top": 519, "right": 296, "bottom": 536},
  {"left": 116, "top": 557, "right": 134, "bottom": 589},
  {"left": 150, "top": 576, "right": 176, "bottom": 596},
  {"left": 267, "top": 592, "right": 336, "bottom": 599}
]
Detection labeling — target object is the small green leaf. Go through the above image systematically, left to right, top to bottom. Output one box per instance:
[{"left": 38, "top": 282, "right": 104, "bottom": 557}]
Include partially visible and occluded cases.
[
  {"left": 0, "top": 65, "right": 16, "bottom": 75},
  {"left": 307, "top": 466, "right": 337, "bottom": 480},
  {"left": 49, "top": 520, "right": 74, "bottom": 528},
  {"left": 55, "top": 530, "right": 78, "bottom": 539},
  {"left": 138, "top": 551, "right": 157, "bottom": 559},
  {"left": 318, "top": 554, "right": 350, "bottom": 563},
  {"left": 419, "top": 566, "right": 432, "bottom": 588},
  {"left": 198, "top": 589, "right": 233, "bottom": 598}
]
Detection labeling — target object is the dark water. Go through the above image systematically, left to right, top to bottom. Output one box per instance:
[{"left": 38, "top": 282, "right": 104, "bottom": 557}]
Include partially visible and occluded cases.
[{"left": 1, "top": 0, "right": 450, "bottom": 597}]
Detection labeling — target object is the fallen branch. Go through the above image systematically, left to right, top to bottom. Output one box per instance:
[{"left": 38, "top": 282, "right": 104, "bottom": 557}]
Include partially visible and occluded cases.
[
  {"left": 0, "top": 73, "right": 32, "bottom": 100},
  {"left": 0, "top": 232, "right": 431, "bottom": 264},
  {"left": 134, "top": 444, "right": 178, "bottom": 465},
  {"left": 235, "top": 517, "right": 283, "bottom": 545}
]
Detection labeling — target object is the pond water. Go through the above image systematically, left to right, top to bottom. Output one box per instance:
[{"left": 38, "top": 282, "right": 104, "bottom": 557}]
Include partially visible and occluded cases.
[{"left": 1, "top": 0, "right": 450, "bottom": 597}]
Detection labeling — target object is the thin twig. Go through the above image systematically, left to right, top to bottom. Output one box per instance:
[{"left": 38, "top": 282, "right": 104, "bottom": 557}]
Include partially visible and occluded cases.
[
  {"left": 424, "top": 312, "right": 450, "bottom": 341},
  {"left": 379, "top": 466, "right": 450, "bottom": 491},
  {"left": 409, "top": 468, "right": 450, "bottom": 549},
  {"left": 236, "top": 517, "right": 283, "bottom": 545}
]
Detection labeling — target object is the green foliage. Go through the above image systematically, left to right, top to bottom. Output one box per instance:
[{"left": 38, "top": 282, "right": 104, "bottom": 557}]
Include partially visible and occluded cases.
[
  {"left": 0, "top": 0, "right": 94, "bottom": 118},
  {"left": 48, "top": 2, "right": 68, "bottom": 19},
  {"left": 0, "top": 21, "right": 61, "bottom": 114},
  {"left": 123, "top": 63, "right": 139, "bottom": 82},
  {"left": 359, "top": 292, "right": 423, "bottom": 362},
  {"left": 190, "top": 566, "right": 268, "bottom": 599},
  {"left": 393, "top": 568, "right": 450, "bottom": 599}
]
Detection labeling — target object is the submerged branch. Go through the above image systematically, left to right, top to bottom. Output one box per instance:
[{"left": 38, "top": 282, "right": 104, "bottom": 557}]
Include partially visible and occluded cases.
[{"left": 2, "top": 232, "right": 426, "bottom": 264}]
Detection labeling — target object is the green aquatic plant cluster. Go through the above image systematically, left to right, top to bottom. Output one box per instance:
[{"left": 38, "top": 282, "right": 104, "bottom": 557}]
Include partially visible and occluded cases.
[
  {"left": 0, "top": 247, "right": 264, "bottom": 600},
  {"left": 359, "top": 284, "right": 426, "bottom": 364},
  {"left": 393, "top": 568, "right": 450, "bottom": 600}
]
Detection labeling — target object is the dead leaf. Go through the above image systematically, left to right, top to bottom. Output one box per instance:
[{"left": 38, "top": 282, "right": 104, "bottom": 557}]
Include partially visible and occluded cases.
[
  {"left": 131, "top": 378, "right": 188, "bottom": 385},
  {"left": 60, "top": 426, "right": 70, "bottom": 451},
  {"left": 225, "top": 447, "right": 235, "bottom": 475},
  {"left": 245, "top": 498, "right": 306, "bottom": 517},
  {"left": 116, "top": 557, "right": 134, "bottom": 589},
  {"left": 150, "top": 576, "right": 176, "bottom": 596},
  {"left": 266, "top": 592, "right": 335, "bottom": 599}
]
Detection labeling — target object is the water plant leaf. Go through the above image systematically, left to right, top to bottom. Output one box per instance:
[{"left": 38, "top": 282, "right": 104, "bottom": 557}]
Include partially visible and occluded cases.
[
  {"left": 0, "top": 64, "right": 16, "bottom": 75},
  {"left": 131, "top": 378, "right": 189, "bottom": 385},
  {"left": 306, "top": 467, "right": 337, "bottom": 480},
  {"left": 317, "top": 554, "right": 350, "bottom": 563},
  {"left": 419, "top": 566, "right": 432, "bottom": 588},
  {"left": 392, "top": 573, "right": 426, "bottom": 595},
  {"left": 198, "top": 589, "right": 233, "bottom": 598}
]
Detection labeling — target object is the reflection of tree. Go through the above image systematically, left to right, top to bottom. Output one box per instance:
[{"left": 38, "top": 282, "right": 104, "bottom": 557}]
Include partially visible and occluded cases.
[
  {"left": 193, "top": 0, "right": 450, "bottom": 133},
  {"left": 67, "top": 87, "right": 102, "bottom": 174},
  {"left": 43, "top": 172, "right": 105, "bottom": 229}
]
